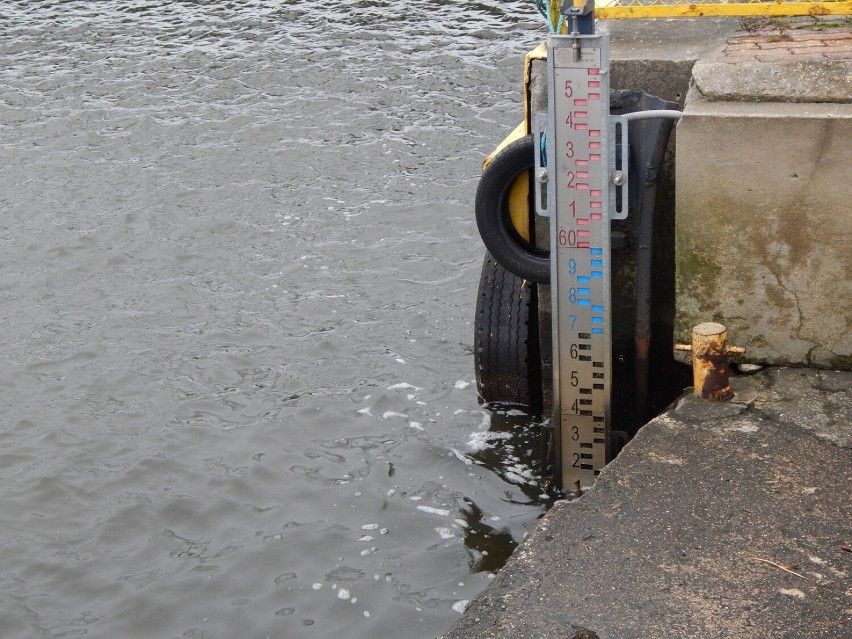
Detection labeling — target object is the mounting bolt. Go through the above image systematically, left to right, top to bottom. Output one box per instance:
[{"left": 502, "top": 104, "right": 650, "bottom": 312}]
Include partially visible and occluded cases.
[
  {"left": 536, "top": 168, "right": 549, "bottom": 183},
  {"left": 612, "top": 170, "right": 626, "bottom": 186},
  {"left": 674, "top": 322, "right": 746, "bottom": 401}
]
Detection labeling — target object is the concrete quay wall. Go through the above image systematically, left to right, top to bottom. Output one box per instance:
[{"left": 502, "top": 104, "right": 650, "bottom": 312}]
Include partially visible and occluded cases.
[
  {"left": 607, "top": 19, "right": 852, "bottom": 370},
  {"left": 674, "top": 24, "right": 852, "bottom": 370},
  {"left": 676, "top": 97, "right": 851, "bottom": 369}
]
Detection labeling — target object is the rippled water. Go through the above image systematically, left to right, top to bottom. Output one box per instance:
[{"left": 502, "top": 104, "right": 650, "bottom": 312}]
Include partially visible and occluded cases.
[{"left": 0, "top": 1, "right": 549, "bottom": 637}]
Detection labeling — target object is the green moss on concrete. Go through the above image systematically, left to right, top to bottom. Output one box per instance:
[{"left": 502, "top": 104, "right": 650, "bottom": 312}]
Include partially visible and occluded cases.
[{"left": 675, "top": 230, "right": 723, "bottom": 343}]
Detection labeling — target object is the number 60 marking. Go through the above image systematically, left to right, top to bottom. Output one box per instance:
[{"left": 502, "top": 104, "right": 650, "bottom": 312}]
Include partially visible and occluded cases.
[{"left": 558, "top": 229, "right": 577, "bottom": 247}]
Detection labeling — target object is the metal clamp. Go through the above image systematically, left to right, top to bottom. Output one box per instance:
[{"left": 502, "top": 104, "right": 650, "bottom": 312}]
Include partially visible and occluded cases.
[
  {"left": 609, "top": 109, "right": 682, "bottom": 221},
  {"left": 533, "top": 112, "right": 553, "bottom": 218},
  {"left": 611, "top": 114, "right": 629, "bottom": 220}
]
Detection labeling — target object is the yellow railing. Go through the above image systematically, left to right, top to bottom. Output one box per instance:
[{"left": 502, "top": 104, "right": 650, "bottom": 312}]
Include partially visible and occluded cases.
[
  {"left": 541, "top": 0, "right": 852, "bottom": 21},
  {"left": 597, "top": 0, "right": 852, "bottom": 19}
]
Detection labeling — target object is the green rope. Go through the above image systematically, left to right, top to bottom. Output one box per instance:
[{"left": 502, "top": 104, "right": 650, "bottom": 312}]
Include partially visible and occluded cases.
[{"left": 534, "top": 0, "right": 565, "bottom": 33}]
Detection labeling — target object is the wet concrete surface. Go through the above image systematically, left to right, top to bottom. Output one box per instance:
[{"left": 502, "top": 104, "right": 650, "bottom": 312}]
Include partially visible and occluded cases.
[{"left": 441, "top": 368, "right": 852, "bottom": 639}]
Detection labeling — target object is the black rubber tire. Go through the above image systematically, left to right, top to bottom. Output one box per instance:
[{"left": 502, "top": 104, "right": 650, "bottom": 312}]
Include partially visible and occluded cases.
[
  {"left": 475, "top": 135, "right": 550, "bottom": 285},
  {"left": 474, "top": 252, "right": 542, "bottom": 409}
]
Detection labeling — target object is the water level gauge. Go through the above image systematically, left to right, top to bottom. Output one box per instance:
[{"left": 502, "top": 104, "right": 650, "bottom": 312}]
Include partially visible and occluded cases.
[{"left": 546, "top": 33, "right": 613, "bottom": 494}]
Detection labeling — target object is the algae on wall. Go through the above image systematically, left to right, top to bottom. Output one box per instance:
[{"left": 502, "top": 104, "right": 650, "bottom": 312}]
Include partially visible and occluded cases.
[{"left": 674, "top": 227, "right": 723, "bottom": 346}]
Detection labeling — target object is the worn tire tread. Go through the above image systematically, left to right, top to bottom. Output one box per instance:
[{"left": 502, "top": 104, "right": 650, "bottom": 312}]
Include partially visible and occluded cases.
[{"left": 474, "top": 252, "right": 541, "bottom": 407}]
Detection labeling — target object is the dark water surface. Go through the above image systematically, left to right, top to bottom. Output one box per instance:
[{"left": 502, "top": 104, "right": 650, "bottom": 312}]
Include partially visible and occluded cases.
[{"left": 0, "top": 1, "right": 549, "bottom": 637}]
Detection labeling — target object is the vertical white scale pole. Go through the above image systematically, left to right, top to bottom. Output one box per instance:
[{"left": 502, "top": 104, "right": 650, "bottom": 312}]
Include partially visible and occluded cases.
[{"left": 547, "top": 33, "right": 612, "bottom": 494}]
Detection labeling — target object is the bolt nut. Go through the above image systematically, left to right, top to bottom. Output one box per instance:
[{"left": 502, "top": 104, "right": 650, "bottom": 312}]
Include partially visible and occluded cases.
[
  {"left": 536, "top": 168, "right": 549, "bottom": 183},
  {"left": 612, "top": 171, "right": 626, "bottom": 186}
]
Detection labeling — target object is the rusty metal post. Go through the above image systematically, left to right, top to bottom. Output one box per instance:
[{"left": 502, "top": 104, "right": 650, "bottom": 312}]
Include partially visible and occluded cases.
[
  {"left": 675, "top": 322, "right": 746, "bottom": 401},
  {"left": 691, "top": 322, "right": 734, "bottom": 401}
]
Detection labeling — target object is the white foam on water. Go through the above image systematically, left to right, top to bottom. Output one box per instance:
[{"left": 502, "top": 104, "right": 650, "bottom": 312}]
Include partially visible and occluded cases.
[
  {"left": 454, "top": 380, "right": 470, "bottom": 390},
  {"left": 387, "top": 382, "right": 421, "bottom": 391},
  {"left": 357, "top": 407, "right": 372, "bottom": 416},
  {"left": 475, "top": 410, "right": 492, "bottom": 430},
  {"left": 382, "top": 411, "right": 407, "bottom": 420},
  {"left": 408, "top": 421, "right": 424, "bottom": 430},
  {"left": 466, "top": 430, "right": 510, "bottom": 453},
  {"left": 450, "top": 448, "right": 473, "bottom": 465},
  {"left": 503, "top": 463, "right": 537, "bottom": 485},
  {"left": 504, "top": 470, "right": 527, "bottom": 484},
  {"left": 417, "top": 505, "right": 450, "bottom": 517},
  {"left": 361, "top": 523, "right": 379, "bottom": 530},
  {"left": 435, "top": 527, "right": 455, "bottom": 540},
  {"left": 312, "top": 583, "right": 322, "bottom": 591},
  {"left": 337, "top": 588, "right": 351, "bottom": 600}
]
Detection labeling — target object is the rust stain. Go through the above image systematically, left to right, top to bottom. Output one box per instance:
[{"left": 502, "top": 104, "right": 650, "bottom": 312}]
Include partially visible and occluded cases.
[{"left": 697, "top": 348, "right": 734, "bottom": 401}]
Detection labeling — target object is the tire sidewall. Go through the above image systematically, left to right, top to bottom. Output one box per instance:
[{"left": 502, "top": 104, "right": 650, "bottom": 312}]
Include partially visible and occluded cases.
[{"left": 475, "top": 136, "right": 549, "bottom": 284}]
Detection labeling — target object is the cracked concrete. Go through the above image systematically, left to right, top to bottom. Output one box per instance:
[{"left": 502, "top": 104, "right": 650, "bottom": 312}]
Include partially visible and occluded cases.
[
  {"left": 670, "top": 21, "right": 851, "bottom": 370},
  {"left": 675, "top": 97, "right": 852, "bottom": 369},
  {"left": 441, "top": 369, "right": 852, "bottom": 639}
]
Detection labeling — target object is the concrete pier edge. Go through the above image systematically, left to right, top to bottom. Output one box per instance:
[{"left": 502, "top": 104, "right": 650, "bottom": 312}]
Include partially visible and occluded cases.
[{"left": 442, "top": 368, "right": 851, "bottom": 638}]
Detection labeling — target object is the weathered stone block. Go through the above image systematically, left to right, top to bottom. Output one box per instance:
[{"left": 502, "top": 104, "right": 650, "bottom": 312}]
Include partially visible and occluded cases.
[{"left": 676, "top": 93, "right": 852, "bottom": 369}]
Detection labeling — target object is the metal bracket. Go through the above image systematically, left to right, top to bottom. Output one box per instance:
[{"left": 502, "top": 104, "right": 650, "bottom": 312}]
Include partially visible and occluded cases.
[
  {"left": 610, "top": 109, "right": 682, "bottom": 221},
  {"left": 533, "top": 112, "right": 553, "bottom": 218},
  {"left": 611, "top": 114, "right": 629, "bottom": 220}
]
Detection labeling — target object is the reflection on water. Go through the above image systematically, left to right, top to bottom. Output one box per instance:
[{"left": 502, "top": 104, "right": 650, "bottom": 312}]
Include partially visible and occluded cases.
[{"left": 0, "top": 1, "right": 549, "bottom": 637}]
